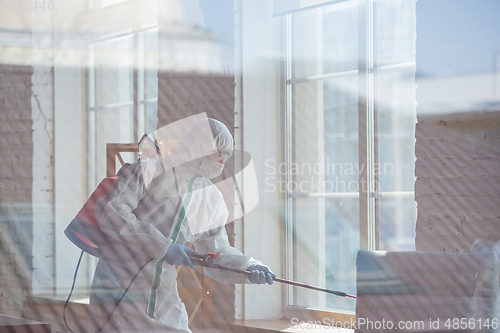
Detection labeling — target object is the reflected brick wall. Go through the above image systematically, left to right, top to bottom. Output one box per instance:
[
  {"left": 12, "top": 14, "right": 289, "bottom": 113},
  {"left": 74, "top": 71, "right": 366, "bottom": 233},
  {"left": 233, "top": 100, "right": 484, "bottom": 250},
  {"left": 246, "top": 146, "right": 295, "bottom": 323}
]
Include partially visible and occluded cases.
[
  {"left": 415, "top": 0, "right": 500, "bottom": 252},
  {"left": 0, "top": 65, "right": 34, "bottom": 315},
  {"left": 158, "top": 70, "right": 237, "bottom": 324},
  {"left": 158, "top": 72, "right": 235, "bottom": 136},
  {"left": 415, "top": 116, "right": 500, "bottom": 252}
]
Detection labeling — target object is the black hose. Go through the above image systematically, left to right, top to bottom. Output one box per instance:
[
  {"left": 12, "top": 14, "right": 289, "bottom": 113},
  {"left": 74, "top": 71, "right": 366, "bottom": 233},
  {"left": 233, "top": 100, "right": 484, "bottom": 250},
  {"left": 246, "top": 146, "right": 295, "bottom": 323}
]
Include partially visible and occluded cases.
[
  {"left": 63, "top": 250, "right": 84, "bottom": 333},
  {"left": 63, "top": 251, "right": 154, "bottom": 333}
]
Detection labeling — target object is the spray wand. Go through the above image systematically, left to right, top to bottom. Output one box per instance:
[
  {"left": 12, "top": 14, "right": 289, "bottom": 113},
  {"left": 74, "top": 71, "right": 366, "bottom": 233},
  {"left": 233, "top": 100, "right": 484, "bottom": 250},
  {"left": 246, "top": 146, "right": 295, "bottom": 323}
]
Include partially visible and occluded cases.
[{"left": 188, "top": 253, "right": 357, "bottom": 299}]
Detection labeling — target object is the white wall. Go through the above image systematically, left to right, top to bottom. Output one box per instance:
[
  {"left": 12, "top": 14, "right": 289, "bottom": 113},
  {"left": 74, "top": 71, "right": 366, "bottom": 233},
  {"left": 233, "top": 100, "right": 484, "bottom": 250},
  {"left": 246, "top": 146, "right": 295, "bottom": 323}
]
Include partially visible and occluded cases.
[
  {"left": 53, "top": 0, "right": 91, "bottom": 290},
  {"left": 240, "top": 0, "right": 284, "bottom": 320},
  {"left": 31, "top": 65, "right": 56, "bottom": 295},
  {"left": 53, "top": 65, "right": 90, "bottom": 294}
]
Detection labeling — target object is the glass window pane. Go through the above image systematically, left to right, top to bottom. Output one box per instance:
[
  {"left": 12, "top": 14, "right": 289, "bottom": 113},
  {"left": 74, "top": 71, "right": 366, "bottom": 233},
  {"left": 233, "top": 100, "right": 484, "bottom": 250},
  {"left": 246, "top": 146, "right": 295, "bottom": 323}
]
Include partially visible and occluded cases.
[
  {"left": 100, "top": 0, "right": 127, "bottom": 8},
  {"left": 289, "top": 0, "right": 417, "bottom": 313},
  {"left": 374, "top": 0, "right": 417, "bottom": 251},
  {"left": 374, "top": 0, "right": 416, "bottom": 66},
  {"left": 293, "top": 1, "right": 358, "bottom": 79},
  {"left": 144, "top": 29, "right": 158, "bottom": 100},
  {"left": 94, "top": 36, "right": 134, "bottom": 106},
  {"left": 376, "top": 69, "right": 417, "bottom": 252},
  {"left": 377, "top": 69, "right": 416, "bottom": 192},
  {"left": 292, "top": 76, "right": 358, "bottom": 313},
  {"left": 294, "top": 77, "right": 359, "bottom": 175},
  {"left": 324, "top": 77, "right": 359, "bottom": 188},
  {"left": 145, "top": 103, "right": 158, "bottom": 135},
  {"left": 95, "top": 106, "right": 135, "bottom": 181},
  {"left": 294, "top": 197, "right": 359, "bottom": 312},
  {"left": 379, "top": 197, "right": 416, "bottom": 251},
  {"left": 325, "top": 198, "right": 359, "bottom": 311}
]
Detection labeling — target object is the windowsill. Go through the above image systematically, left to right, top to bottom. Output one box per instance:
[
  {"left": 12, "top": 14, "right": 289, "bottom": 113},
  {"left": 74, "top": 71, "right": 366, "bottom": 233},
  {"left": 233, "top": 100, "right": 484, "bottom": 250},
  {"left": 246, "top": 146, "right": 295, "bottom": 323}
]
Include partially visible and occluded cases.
[
  {"left": 28, "top": 293, "right": 90, "bottom": 304},
  {"left": 26, "top": 295, "right": 355, "bottom": 333},
  {"left": 0, "top": 314, "right": 51, "bottom": 332},
  {"left": 209, "top": 319, "right": 354, "bottom": 333}
]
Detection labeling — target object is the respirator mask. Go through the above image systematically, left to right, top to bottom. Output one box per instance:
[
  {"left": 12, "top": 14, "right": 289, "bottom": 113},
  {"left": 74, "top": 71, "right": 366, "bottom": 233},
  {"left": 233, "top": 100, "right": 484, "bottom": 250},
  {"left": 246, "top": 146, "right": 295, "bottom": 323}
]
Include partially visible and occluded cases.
[{"left": 198, "top": 157, "right": 225, "bottom": 179}]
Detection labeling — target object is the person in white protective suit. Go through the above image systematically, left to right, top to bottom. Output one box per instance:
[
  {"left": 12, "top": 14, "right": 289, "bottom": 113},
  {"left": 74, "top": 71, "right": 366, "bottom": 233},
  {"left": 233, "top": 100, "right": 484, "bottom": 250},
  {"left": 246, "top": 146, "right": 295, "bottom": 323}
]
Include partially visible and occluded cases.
[{"left": 90, "top": 118, "right": 274, "bottom": 333}]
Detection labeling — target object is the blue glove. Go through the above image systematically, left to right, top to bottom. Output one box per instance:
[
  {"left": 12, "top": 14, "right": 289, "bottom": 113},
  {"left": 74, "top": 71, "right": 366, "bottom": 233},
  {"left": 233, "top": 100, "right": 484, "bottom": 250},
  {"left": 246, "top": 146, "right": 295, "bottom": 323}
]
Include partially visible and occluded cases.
[
  {"left": 163, "top": 243, "right": 196, "bottom": 269},
  {"left": 246, "top": 264, "right": 276, "bottom": 285}
]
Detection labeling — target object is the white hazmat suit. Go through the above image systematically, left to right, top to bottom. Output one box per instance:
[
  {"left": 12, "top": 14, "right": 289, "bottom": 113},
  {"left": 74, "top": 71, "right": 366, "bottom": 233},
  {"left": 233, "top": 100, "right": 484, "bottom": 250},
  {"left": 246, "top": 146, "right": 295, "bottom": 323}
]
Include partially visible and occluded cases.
[{"left": 90, "top": 119, "right": 262, "bottom": 333}]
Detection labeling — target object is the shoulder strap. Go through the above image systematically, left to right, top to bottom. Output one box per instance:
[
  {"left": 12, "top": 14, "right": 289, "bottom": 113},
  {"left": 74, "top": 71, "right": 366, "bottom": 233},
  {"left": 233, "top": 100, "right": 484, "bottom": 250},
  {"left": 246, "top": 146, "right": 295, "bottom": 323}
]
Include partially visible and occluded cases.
[{"left": 170, "top": 173, "right": 198, "bottom": 242}]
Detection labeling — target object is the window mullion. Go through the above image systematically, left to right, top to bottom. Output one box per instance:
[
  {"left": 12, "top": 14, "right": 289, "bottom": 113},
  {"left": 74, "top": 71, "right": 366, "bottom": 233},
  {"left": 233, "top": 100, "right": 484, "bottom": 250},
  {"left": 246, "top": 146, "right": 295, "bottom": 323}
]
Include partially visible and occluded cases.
[
  {"left": 358, "top": 0, "right": 377, "bottom": 250},
  {"left": 366, "top": 0, "right": 378, "bottom": 250},
  {"left": 372, "top": 0, "right": 380, "bottom": 250},
  {"left": 284, "top": 13, "right": 295, "bottom": 307},
  {"left": 136, "top": 32, "right": 145, "bottom": 138},
  {"left": 133, "top": 34, "right": 139, "bottom": 143},
  {"left": 88, "top": 44, "right": 96, "bottom": 193}
]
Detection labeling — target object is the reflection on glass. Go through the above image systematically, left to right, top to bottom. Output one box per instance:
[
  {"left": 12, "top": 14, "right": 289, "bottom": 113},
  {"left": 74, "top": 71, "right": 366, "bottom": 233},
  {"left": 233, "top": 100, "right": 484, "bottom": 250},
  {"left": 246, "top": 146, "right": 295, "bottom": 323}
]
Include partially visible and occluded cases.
[
  {"left": 99, "top": 0, "right": 127, "bottom": 8},
  {"left": 290, "top": 0, "right": 417, "bottom": 313},
  {"left": 374, "top": 0, "right": 417, "bottom": 252},
  {"left": 374, "top": 0, "right": 416, "bottom": 67},
  {"left": 292, "top": 1, "right": 360, "bottom": 314},
  {"left": 293, "top": 1, "right": 358, "bottom": 79},
  {"left": 144, "top": 29, "right": 159, "bottom": 100},
  {"left": 95, "top": 36, "right": 134, "bottom": 106},
  {"left": 377, "top": 69, "right": 416, "bottom": 252},
  {"left": 293, "top": 75, "right": 359, "bottom": 312},
  {"left": 324, "top": 75, "right": 359, "bottom": 312},
  {"left": 145, "top": 103, "right": 158, "bottom": 135},
  {"left": 95, "top": 106, "right": 135, "bottom": 181},
  {"left": 379, "top": 197, "right": 416, "bottom": 251},
  {"left": 294, "top": 198, "right": 361, "bottom": 312},
  {"left": 325, "top": 198, "right": 359, "bottom": 311}
]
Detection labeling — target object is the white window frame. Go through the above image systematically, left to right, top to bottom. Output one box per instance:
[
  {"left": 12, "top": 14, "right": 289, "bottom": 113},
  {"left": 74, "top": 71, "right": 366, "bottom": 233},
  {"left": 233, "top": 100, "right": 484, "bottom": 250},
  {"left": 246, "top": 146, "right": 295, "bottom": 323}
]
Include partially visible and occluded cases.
[
  {"left": 283, "top": 0, "right": 415, "bottom": 318},
  {"left": 85, "top": 27, "right": 158, "bottom": 277},
  {"left": 87, "top": 27, "right": 158, "bottom": 190}
]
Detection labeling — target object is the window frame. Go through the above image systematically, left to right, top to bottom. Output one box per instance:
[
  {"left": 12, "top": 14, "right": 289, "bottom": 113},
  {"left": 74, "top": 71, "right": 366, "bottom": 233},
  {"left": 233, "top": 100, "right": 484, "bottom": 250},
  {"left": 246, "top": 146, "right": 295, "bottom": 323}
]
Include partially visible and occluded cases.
[
  {"left": 282, "top": 0, "right": 415, "bottom": 316},
  {"left": 85, "top": 27, "right": 158, "bottom": 280},
  {"left": 87, "top": 27, "right": 158, "bottom": 190}
]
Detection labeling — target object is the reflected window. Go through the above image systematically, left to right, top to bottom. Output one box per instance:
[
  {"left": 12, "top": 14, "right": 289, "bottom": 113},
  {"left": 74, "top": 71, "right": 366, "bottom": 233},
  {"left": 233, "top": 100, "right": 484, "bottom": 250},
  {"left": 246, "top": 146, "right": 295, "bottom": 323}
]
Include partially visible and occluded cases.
[
  {"left": 91, "top": 0, "right": 128, "bottom": 9},
  {"left": 88, "top": 28, "right": 158, "bottom": 186}
]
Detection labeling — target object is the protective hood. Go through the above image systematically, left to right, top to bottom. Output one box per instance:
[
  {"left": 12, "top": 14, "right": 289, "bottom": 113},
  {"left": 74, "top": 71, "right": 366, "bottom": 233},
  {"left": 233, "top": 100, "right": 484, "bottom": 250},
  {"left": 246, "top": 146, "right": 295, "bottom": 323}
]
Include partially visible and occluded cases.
[
  {"left": 150, "top": 118, "right": 234, "bottom": 236},
  {"left": 167, "top": 118, "right": 233, "bottom": 177}
]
